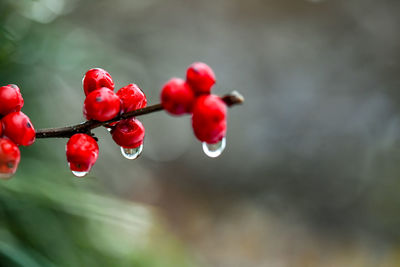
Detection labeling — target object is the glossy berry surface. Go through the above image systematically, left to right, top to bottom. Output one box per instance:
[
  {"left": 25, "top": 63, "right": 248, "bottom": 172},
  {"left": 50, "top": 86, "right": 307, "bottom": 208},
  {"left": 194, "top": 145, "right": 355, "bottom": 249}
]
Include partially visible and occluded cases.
[
  {"left": 186, "top": 62, "right": 216, "bottom": 95},
  {"left": 83, "top": 68, "right": 115, "bottom": 96},
  {"left": 161, "top": 78, "right": 195, "bottom": 115},
  {"left": 116, "top": 83, "right": 147, "bottom": 113},
  {"left": 0, "top": 84, "right": 24, "bottom": 115},
  {"left": 83, "top": 87, "right": 121, "bottom": 121},
  {"left": 192, "top": 94, "right": 227, "bottom": 144},
  {"left": 2, "top": 111, "right": 36, "bottom": 146},
  {"left": 111, "top": 118, "right": 145, "bottom": 148},
  {"left": 66, "top": 134, "right": 99, "bottom": 173},
  {"left": 0, "top": 138, "right": 20, "bottom": 179}
]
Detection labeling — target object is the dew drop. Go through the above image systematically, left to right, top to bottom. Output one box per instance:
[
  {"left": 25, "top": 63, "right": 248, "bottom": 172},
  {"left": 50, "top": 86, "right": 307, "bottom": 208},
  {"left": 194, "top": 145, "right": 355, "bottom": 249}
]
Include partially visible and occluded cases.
[
  {"left": 202, "top": 137, "right": 226, "bottom": 158},
  {"left": 121, "top": 144, "right": 143, "bottom": 160},
  {"left": 71, "top": 170, "right": 88, "bottom": 177},
  {"left": 0, "top": 173, "right": 13, "bottom": 180}
]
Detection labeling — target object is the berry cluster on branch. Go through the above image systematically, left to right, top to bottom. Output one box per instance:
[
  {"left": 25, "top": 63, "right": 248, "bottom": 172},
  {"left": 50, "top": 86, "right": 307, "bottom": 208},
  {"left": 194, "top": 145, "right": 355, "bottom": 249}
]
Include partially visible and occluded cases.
[
  {"left": 0, "top": 62, "right": 244, "bottom": 179},
  {"left": 0, "top": 85, "right": 36, "bottom": 178}
]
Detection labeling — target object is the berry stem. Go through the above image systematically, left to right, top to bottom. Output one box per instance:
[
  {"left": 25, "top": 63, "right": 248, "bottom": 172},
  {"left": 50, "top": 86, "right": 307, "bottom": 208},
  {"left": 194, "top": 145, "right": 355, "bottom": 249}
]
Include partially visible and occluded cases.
[{"left": 35, "top": 91, "right": 244, "bottom": 139}]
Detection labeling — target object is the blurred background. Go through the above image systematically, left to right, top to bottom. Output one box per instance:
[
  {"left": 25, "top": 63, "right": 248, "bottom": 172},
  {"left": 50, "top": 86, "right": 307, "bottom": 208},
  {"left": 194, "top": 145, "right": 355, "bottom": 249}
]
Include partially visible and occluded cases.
[{"left": 1, "top": 0, "right": 400, "bottom": 266}]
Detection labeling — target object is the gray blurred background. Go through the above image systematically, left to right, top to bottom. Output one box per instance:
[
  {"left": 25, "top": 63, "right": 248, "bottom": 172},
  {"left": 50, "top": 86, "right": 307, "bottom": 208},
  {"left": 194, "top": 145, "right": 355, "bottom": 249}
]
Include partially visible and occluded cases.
[{"left": 1, "top": 0, "right": 400, "bottom": 266}]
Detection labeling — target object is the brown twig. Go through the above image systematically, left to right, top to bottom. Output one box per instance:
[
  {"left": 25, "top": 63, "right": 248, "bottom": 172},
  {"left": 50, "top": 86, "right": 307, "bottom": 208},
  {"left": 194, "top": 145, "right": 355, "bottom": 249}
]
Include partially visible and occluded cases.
[{"left": 35, "top": 91, "right": 244, "bottom": 139}]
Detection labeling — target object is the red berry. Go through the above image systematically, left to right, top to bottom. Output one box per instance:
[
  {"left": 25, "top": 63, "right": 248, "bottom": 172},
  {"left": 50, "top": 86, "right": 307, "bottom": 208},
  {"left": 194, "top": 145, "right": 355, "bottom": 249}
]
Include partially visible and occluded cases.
[
  {"left": 186, "top": 62, "right": 216, "bottom": 95},
  {"left": 82, "top": 68, "right": 114, "bottom": 96},
  {"left": 161, "top": 78, "right": 195, "bottom": 115},
  {"left": 0, "top": 84, "right": 24, "bottom": 115},
  {"left": 116, "top": 84, "right": 147, "bottom": 113},
  {"left": 83, "top": 88, "right": 121, "bottom": 121},
  {"left": 192, "top": 95, "right": 227, "bottom": 144},
  {"left": 2, "top": 111, "right": 36, "bottom": 146},
  {"left": 111, "top": 118, "right": 145, "bottom": 148},
  {"left": 0, "top": 121, "right": 3, "bottom": 137},
  {"left": 66, "top": 134, "right": 99, "bottom": 174},
  {"left": 0, "top": 138, "right": 20, "bottom": 179}
]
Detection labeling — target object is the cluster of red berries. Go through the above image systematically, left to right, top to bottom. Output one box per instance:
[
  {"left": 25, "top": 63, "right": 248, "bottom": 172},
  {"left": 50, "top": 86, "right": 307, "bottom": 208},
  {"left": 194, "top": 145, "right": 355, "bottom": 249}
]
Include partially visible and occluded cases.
[
  {"left": 67, "top": 62, "right": 227, "bottom": 177},
  {"left": 161, "top": 62, "right": 227, "bottom": 145},
  {"left": 0, "top": 63, "right": 227, "bottom": 179},
  {"left": 66, "top": 68, "right": 147, "bottom": 176},
  {"left": 0, "top": 85, "right": 36, "bottom": 178}
]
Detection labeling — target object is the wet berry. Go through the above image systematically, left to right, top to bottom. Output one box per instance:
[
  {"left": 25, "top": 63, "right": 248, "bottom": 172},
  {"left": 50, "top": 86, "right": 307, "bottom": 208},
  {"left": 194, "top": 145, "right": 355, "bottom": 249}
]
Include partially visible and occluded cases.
[
  {"left": 186, "top": 62, "right": 216, "bottom": 95},
  {"left": 83, "top": 68, "right": 114, "bottom": 96},
  {"left": 161, "top": 78, "right": 195, "bottom": 115},
  {"left": 116, "top": 83, "right": 147, "bottom": 113},
  {"left": 0, "top": 84, "right": 24, "bottom": 116},
  {"left": 83, "top": 87, "right": 121, "bottom": 121},
  {"left": 192, "top": 94, "right": 227, "bottom": 144},
  {"left": 2, "top": 111, "right": 36, "bottom": 146},
  {"left": 111, "top": 118, "right": 145, "bottom": 149},
  {"left": 66, "top": 134, "right": 99, "bottom": 174},
  {"left": 0, "top": 138, "right": 20, "bottom": 179}
]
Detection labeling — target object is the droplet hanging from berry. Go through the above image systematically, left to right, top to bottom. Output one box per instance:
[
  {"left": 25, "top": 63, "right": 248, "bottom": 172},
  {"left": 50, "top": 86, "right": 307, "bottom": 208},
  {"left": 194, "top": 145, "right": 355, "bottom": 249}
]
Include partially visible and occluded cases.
[
  {"left": 111, "top": 118, "right": 145, "bottom": 160},
  {"left": 66, "top": 134, "right": 99, "bottom": 177},
  {"left": 202, "top": 137, "right": 226, "bottom": 158},
  {"left": 121, "top": 144, "right": 143, "bottom": 160},
  {"left": 71, "top": 170, "right": 89, "bottom": 177},
  {"left": 0, "top": 173, "right": 13, "bottom": 179}
]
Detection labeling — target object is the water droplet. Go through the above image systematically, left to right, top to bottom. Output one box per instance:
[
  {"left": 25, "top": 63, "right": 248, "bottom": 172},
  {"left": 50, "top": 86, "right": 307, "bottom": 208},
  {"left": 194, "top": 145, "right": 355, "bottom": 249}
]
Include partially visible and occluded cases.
[
  {"left": 106, "top": 127, "right": 112, "bottom": 132},
  {"left": 202, "top": 137, "right": 226, "bottom": 158},
  {"left": 121, "top": 144, "right": 143, "bottom": 160},
  {"left": 72, "top": 170, "right": 88, "bottom": 177},
  {"left": 0, "top": 173, "right": 13, "bottom": 180}
]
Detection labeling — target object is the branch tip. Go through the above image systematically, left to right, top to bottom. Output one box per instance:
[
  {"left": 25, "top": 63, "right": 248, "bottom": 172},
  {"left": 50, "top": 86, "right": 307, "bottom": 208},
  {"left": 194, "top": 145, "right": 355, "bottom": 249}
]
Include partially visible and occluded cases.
[{"left": 222, "top": 91, "right": 245, "bottom": 106}]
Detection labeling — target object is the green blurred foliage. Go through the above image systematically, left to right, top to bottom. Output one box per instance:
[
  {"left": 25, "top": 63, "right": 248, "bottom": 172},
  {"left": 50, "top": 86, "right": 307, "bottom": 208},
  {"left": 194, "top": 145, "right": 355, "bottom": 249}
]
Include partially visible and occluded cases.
[
  {"left": 0, "top": 1, "right": 197, "bottom": 266},
  {"left": 0, "top": 169, "right": 197, "bottom": 266}
]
